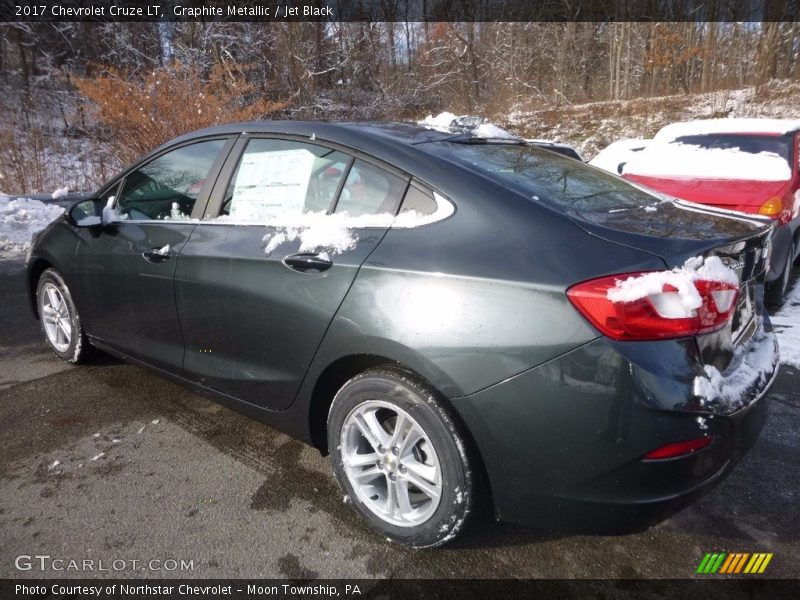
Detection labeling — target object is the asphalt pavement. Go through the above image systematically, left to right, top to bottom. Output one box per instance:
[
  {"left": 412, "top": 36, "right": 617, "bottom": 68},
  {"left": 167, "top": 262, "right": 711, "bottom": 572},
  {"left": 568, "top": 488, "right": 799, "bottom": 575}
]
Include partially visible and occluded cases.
[{"left": 1, "top": 257, "right": 798, "bottom": 579}]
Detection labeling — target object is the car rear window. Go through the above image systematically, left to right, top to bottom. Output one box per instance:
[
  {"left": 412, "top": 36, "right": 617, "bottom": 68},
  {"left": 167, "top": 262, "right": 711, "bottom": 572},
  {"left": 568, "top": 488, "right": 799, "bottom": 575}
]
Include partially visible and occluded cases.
[
  {"left": 673, "top": 133, "right": 793, "bottom": 162},
  {"left": 437, "top": 143, "right": 657, "bottom": 213}
]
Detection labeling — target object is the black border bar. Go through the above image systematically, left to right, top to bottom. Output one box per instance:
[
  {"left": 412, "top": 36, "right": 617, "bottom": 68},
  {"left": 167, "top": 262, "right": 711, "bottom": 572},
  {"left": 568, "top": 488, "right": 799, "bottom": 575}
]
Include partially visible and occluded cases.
[
  {"left": 1, "top": 0, "right": 799, "bottom": 23},
  {"left": 3, "top": 579, "right": 800, "bottom": 600}
]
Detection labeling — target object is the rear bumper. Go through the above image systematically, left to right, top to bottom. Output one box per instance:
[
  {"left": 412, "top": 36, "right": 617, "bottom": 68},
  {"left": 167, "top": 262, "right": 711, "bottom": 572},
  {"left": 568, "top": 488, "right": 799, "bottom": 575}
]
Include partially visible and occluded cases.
[{"left": 451, "top": 329, "right": 778, "bottom": 533}]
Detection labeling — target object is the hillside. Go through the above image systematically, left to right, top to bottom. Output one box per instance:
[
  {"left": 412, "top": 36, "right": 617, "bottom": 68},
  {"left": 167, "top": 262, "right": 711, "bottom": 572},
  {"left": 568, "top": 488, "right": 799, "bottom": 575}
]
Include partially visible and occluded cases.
[{"left": 504, "top": 80, "right": 800, "bottom": 158}]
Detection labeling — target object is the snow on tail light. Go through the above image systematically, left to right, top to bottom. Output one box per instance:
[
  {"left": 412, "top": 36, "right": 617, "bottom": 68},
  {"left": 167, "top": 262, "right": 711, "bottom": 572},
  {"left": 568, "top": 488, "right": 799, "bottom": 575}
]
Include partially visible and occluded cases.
[
  {"left": 566, "top": 256, "right": 739, "bottom": 341},
  {"left": 642, "top": 436, "right": 714, "bottom": 460}
]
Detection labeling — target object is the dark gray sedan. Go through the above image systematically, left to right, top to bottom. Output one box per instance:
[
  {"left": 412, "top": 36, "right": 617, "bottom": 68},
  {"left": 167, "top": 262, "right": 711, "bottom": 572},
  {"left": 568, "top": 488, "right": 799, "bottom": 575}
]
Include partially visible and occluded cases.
[{"left": 26, "top": 121, "right": 779, "bottom": 547}]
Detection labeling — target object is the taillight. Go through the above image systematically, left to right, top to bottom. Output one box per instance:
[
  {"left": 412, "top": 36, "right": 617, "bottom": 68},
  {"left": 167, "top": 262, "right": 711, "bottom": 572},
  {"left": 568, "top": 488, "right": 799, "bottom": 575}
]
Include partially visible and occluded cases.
[
  {"left": 567, "top": 272, "right": 739, "bottom": 341},
  {"left": 643, "top": 436, "right": 714, "bottom": 460}
]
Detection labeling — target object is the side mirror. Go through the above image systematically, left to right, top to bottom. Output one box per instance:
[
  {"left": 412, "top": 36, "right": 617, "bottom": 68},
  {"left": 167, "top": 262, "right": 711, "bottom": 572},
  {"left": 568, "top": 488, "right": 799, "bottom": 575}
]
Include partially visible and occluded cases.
[{"left": 67, "top": 198, "right": 103, "bottom": 227}]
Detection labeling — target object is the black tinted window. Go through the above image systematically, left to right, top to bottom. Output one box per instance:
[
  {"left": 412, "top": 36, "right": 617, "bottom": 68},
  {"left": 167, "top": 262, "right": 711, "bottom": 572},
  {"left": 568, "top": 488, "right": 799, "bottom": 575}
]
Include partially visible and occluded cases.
[
  {"left": 673, "top": 133, "right": 792, "bottom": 161},
  {"left": 116, "top": 139, "right": 225, "bottom": 220},
  {"left": 437, "top": 143, "right": 657, "bottom": 213},
  {"left": 334, "top": 160, "right": 407, "bottom": 217}
]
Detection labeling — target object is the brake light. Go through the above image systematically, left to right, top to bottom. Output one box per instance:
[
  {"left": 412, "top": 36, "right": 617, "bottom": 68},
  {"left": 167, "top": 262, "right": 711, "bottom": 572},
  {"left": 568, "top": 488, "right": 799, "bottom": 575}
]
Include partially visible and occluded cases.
[
  {"left": 757, "top": 197, "right": 783, "bottom": 218},
  {"left": 567, "top": 273, "right": 739, "bottom": 341},
  {"left": 643, "top": 436, "right": 714, "bottom": 460}
]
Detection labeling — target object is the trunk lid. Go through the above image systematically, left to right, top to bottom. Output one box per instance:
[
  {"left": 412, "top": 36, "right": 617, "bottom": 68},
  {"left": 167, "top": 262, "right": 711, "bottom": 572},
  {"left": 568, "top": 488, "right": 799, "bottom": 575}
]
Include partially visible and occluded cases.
[
  {"left": 573, "top": 198, "right": 773, "bottom": 278},
  {"left": 574, "top": 199, "right": 774, "bottom": 369}
]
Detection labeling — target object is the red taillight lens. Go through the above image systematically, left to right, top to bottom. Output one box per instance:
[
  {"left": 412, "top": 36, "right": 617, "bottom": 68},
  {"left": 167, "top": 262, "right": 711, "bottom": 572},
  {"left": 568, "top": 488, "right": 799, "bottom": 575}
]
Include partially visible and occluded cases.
[
  {"left": 567, "top": 273, "right": 738, "bottom": 341},
  {"left": 643, "top": 436, "right": 714, "bottom": 460}
]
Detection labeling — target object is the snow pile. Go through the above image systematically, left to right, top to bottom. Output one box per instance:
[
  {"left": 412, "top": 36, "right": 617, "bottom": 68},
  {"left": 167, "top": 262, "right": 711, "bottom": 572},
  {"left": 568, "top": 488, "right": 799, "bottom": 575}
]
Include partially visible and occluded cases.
[
  {"left": 418, "top": 111, "right": 460, "bottom": 132},
  {"left": 418, "top": 112, "right": 517, "bottom": 139},
  {"left": 654, "top": 118, "right": 800, "bottom": 142},
  {"left": 474, "top": 122, "right": 518, "bottom": 139},
  {"left": 589, "top": 138, "right": 651, "bottom": 174},
  {"left": 623, "top": 141, "right": 792, "bottom": 181},
  {"left": 51, "top": 186, "right": 69, "bottom": 200},
  {"left": 253, "top": 192, "right": 454, "bottom": 256},
  {"left": 0, "top": 195, "right": 64, "bottom": 257},
  {"left": 261, "top": 211, "right": 394, "bottom": 255},
  {"left": 608, "top": 256, "right": 739, "bottom": 309},
  {"left": 771, "top": 281, "right": 800, "bottom": 369},
  {"left": 692, "top": 329, "right": 779, "bottom": 412}
]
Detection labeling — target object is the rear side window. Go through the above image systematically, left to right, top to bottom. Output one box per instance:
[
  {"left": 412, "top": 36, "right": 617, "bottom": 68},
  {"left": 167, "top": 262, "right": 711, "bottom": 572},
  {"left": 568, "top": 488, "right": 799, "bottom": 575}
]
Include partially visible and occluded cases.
[
  {"left": 222, "top": 138, "right": 349, "bottom": 220},
  {"left": 116, "top": 139, "right": 226, "bottom": 220},
  {"left": 333, "top": 159, "right": 406, "bottom": 217},
  {"left": 399, "top": 185, "right": 438, "bottom": 217}
]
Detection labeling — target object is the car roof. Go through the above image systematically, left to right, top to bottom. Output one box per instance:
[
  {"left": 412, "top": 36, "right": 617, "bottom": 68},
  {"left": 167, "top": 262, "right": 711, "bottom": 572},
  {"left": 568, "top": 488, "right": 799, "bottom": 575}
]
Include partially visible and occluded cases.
[
  {"left": 655, "top": 118, "right": 800, "bottom": 141},
  {"left": 166, "top": 120, "right": 455, "bottom": 151}
]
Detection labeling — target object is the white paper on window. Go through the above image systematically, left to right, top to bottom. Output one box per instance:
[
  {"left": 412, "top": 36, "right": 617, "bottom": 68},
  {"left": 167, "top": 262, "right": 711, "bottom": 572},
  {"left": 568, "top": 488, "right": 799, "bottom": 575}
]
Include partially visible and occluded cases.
[{"left": 230, "top": 148, "right": 316, "bottom": 221}]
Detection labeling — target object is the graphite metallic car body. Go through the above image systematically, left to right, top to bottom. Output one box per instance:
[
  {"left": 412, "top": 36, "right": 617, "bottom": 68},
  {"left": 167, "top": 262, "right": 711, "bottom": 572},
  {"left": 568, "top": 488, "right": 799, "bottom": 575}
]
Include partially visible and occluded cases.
[{"left": 26, "top": 121, "right": 778, "bottom": 539}]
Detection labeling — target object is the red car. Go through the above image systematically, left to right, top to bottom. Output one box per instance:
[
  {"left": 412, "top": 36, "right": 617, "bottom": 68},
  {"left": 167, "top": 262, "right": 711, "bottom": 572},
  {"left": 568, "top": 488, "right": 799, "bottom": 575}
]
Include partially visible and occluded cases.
[{"left": 622, "top": 119, "right": 800, "bottom": 305}]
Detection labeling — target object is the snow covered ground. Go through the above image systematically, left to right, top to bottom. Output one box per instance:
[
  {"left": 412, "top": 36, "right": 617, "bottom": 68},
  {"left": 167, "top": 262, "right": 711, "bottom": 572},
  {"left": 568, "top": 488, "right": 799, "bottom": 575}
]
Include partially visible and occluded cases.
[
  {"left": 0, "top": 194, "right": 64, "bottom": 258},
  {"left": 772, "top": 279, "right": 800, "bottom": 369}
]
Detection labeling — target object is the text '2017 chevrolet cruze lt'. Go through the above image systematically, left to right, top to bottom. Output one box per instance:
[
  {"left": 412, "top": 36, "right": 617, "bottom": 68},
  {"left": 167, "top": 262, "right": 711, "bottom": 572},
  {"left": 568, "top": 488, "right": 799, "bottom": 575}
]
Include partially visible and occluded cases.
[{"left": 27, "top": 121, "right": 779, "bottom": 547}]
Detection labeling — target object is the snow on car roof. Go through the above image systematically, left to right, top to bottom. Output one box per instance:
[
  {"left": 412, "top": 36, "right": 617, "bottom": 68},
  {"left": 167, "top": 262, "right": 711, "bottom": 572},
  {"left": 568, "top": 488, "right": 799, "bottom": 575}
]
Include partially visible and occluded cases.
[
  {"left": 418, "top": 112, "right": 519, "bottom": 139},
  {"left": 655, "top": 118, "right": 800, "bottom": 141},
  {"left": 589, "top": 138, "right": 651, "bottom": 174}
]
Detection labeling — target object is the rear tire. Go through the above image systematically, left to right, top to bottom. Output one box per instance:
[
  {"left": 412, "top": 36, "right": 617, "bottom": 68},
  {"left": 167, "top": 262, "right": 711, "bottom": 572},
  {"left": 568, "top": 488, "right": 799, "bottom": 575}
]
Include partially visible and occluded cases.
[
  {"left": 766, "top": 241, "right": 796, "bottom": 307},
  {"left": 36, "top": 268, "right": 89, "bottom": 363},
  {"left": 327, "top": 367, "right": 475, "bottom": 548}
]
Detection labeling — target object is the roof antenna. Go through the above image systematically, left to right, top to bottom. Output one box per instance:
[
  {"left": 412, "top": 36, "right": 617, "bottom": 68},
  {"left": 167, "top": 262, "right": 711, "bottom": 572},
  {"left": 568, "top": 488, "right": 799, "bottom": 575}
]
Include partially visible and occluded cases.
[{"left": 310, "top": 133, "right": 316, "bottom": 141}]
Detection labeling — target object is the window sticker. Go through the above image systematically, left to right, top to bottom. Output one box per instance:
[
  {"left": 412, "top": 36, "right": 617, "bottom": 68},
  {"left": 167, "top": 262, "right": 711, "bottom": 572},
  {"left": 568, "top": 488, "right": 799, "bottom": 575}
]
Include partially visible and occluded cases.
[{"left": 230, "top": 148, "right": 316, "bottom": 220}]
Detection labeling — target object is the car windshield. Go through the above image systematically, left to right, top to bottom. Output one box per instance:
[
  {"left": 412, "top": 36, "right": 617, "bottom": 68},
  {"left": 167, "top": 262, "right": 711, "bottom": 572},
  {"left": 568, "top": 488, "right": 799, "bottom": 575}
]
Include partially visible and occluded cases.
[
  {"left": 672, "top": 133, "right": 793, "bottom": 162},
  {"left": 437, "top": 142, "right": 658, "bottom": 213}
]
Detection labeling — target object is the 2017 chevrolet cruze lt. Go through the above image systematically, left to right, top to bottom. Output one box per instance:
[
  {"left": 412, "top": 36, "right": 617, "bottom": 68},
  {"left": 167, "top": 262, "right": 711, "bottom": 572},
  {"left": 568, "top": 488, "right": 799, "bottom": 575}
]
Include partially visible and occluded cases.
[{"left": 26, "top": 121, "right": 779, "bottom": 547}]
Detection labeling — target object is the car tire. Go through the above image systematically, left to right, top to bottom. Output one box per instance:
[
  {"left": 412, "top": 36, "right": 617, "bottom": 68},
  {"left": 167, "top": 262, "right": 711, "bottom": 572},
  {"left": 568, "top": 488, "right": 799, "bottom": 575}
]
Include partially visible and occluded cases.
[
  {"left": 766, "top": 241, "right": 796, "bottom": 307},
  {"left": 36, "top": 268, "right": 90, "bottom": 363},
  {"left": 327, "top": 367, "right": 475, "bottom": 548}
]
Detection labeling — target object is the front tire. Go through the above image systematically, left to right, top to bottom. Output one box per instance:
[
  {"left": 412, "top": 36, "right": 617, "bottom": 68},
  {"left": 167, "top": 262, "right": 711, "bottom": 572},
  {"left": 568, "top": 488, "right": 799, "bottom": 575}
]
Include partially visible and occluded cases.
[
  {"left": 36, "top": 268, "right": 89, "bottom": 363},
  {"left": 327, "top": 368, "right": 475, "bottom": 548}
]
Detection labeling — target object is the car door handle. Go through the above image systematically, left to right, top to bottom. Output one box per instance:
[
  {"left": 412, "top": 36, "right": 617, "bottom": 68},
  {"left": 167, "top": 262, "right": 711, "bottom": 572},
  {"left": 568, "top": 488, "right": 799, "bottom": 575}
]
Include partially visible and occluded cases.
[
  {"left": 142, "top": 245, "right": 171, "bottom": 263},
  {"left": 283, "top": 253, "right": 333, "bottom": 273}
]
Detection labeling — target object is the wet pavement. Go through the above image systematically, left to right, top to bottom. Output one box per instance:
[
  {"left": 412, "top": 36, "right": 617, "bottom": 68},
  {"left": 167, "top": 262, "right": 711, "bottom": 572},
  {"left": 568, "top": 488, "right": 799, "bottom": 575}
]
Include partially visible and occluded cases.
[{"left": 1, "top": 257, "right": 798, "bottom": 579}]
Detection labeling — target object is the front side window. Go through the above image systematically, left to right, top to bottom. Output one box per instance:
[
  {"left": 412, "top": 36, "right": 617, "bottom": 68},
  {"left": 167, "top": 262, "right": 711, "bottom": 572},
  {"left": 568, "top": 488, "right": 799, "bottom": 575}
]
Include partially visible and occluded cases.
[
  {"left": 222, "top": 138, "right": 350, "bottom": 220},
  {"left": 115, "top": 139, "right": 226, "bottom": 221}
]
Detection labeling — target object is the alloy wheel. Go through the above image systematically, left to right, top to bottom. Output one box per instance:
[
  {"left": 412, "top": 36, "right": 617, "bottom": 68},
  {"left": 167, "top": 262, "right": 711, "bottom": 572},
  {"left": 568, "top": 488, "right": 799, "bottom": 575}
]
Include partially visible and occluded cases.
[
  {"left": 40, "top": 282, "right": 72, "bottom": 353},
  {"left": 340, "top": 400, "right": 442, "bottom": 527}
]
